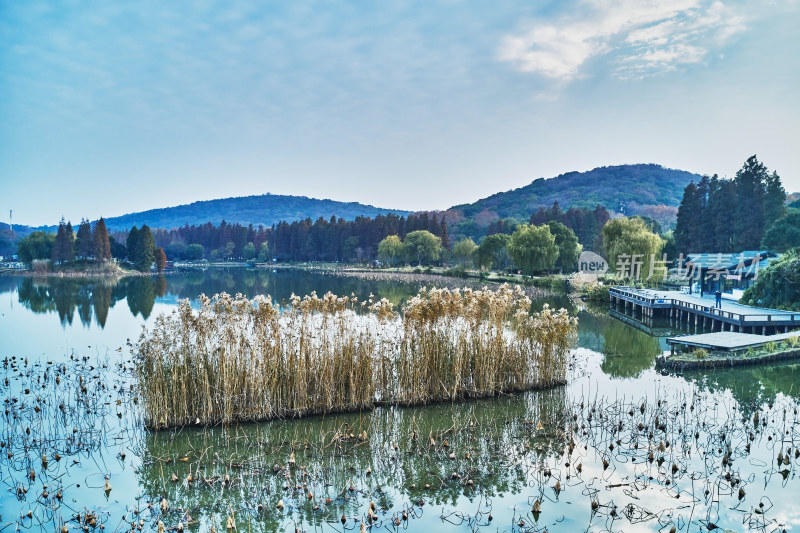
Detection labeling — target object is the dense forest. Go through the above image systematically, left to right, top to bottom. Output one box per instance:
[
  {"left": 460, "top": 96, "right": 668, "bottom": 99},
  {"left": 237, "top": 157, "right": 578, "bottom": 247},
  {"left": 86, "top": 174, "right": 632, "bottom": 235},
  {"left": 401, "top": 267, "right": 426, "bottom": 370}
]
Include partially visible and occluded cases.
[
  {"left": 673, "top": 155, "right": 791, "bottom": 254},
  {"left": 445, "top": 164, "right": 699, "bottom": 241},
  {"left": 130, "top": 212, "right": 451, "bottom": 263}
]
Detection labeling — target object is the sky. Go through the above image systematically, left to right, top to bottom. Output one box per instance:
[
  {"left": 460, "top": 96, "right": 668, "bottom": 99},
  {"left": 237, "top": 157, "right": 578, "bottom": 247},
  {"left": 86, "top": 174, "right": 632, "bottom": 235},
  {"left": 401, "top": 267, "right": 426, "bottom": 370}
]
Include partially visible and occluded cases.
[{"left": 1, "top": 0, "right": 799, "bottom": 226}]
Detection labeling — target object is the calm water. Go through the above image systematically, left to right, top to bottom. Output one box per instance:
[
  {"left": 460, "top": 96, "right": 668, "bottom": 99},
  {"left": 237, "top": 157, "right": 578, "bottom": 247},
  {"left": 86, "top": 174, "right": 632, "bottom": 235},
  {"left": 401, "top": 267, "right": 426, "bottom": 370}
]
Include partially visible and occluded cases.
[{"left": 1, "top": 268, "right": 799, "bottom": 532}]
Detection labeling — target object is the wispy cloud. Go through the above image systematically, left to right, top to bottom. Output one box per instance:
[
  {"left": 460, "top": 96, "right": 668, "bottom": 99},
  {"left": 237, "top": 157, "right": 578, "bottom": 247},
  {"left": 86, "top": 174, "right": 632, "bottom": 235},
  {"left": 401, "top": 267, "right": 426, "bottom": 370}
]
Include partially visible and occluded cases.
[{"left": 498, "top": 0, "right": 746, "bottom": 81}]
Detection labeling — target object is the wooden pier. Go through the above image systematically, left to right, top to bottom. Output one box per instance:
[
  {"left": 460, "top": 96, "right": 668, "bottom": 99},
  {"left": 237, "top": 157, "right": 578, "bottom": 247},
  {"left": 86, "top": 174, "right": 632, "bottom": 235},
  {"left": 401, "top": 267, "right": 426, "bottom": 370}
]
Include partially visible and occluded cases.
[
  {"left": 608, "top": 286, "right": 800, "bottom": 336},
  {"left": 666, "top": 330, "right": 800, "bottom": 353}
]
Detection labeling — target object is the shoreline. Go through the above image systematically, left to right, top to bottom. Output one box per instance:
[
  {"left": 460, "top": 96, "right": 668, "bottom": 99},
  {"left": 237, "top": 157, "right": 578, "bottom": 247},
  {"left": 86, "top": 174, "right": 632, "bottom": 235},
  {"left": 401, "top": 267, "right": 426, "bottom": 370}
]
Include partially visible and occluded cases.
[
  {"left": 1, "top": 267, "right": 151, "bottom": 279},
  {"left": 657, "top": 347, "right": 800, "bottom": 370}
]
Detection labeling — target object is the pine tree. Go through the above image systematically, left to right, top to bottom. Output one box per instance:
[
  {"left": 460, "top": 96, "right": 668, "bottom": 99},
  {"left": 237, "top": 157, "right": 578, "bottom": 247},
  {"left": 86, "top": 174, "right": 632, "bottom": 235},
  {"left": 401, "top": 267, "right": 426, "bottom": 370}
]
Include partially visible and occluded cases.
[
  {"left": 734, "top": 155, "right": 767, "bottom": 250},
  {"left": 763, "top": 170, "right": 786, "bottom": 233},
  {"left": 695, "top": 175, "right": 714, "bottom": 251},
  {"left": 710, "top": 177, "right": 736, "bottom": 252},
  {"left": 674, "top": 182, "right": 700, "bottom": 254},
  {"left": 93, "top": 218, "right": 112, "bottom": 261},
  {"left": 440, "top": 218, "right": 450, "bottom": 250},
  {"left": 75, "top": 219, "right": 93, "bottom": 259},
  {"left": 52, "top": 220, "right": 67, "bottom": 264},
  {"left": 63, "top": 221, "right": 75, "bottom": 262},
  {"left": 135, "top": 225, "right": 156, "bottom": 272},
  {"left": 126, "top": 227, "right": 139, "bottom": 262}
]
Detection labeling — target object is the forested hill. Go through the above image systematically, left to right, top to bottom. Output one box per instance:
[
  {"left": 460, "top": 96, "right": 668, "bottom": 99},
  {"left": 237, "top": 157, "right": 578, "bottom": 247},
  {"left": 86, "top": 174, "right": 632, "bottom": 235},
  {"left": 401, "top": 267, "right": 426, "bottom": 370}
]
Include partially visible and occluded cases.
[
  {"left": 447, "top": 164, "right": 700, "bottom": 226},
  {"left": 100, "top": 194, "right": 411, "bottom": 231}
]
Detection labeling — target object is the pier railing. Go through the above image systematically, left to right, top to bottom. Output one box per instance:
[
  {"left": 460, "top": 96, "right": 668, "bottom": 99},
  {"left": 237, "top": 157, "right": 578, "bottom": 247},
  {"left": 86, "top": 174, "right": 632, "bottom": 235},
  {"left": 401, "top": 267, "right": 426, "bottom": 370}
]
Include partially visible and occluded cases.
[{"left": 609, "top": 286, "right": 800, "bottom": 326}]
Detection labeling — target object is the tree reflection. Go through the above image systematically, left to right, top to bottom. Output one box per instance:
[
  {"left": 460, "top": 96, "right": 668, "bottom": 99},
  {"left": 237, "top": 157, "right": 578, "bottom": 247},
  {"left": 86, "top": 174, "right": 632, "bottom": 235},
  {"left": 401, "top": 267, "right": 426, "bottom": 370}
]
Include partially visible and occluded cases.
[
  {"left": 16, "top": 276, "right": 164, "bottom": 326},
  {"left": 578, "top": 306, "right": 663, "bottom": 378}
]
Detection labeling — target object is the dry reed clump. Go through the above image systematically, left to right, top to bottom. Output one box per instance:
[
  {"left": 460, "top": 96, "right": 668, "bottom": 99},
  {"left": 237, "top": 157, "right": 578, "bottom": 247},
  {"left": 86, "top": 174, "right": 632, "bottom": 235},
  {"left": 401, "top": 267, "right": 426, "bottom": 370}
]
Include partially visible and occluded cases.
[{"left": 134, "top": 284, "right": 576, "bottom": 428}]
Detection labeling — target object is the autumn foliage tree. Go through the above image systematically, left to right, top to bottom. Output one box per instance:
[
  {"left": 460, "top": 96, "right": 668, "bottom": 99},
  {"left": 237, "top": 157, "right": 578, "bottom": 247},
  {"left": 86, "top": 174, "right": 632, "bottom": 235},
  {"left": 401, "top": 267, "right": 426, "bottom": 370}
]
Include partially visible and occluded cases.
[{"left": 155, "top": 247, "right": 167, "bottom": 273}]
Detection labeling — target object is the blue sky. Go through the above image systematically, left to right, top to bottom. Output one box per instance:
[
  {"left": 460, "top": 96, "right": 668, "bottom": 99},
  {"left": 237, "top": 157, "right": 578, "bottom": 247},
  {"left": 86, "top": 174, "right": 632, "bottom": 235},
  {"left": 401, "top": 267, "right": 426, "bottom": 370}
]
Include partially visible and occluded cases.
[{"left": 1, "top": 0, "right": 798, "bottom": 226}]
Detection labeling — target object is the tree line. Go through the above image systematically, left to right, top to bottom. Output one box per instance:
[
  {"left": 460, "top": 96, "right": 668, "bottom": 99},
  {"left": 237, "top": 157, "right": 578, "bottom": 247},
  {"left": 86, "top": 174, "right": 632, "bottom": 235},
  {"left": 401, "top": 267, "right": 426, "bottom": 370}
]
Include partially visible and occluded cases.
[
  {"left": 674, "top": 155, "right": 789, "bottom": 254},
  {"left": 114, "top": 213, "right": 451, "bottom": 264},
  {"left": 16, "top": 218, "right": 166, "bottom": 273},
  {"left": 18, "top": 218, "right": 112, "bottom": 265},
  {"left": 384, "top": 220, "right": 583, "bottom": 275}
]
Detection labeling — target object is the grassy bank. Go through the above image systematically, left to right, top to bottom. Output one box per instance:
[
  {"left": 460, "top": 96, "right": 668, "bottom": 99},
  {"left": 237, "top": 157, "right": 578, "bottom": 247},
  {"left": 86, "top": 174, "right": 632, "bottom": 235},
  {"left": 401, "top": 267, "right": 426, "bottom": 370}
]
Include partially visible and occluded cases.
[
  {"left": 5, "top": 259, "right": 147, "bottom": 278},
  {"left": 134, "top": 284, "right": 577, "bottom": 428}
]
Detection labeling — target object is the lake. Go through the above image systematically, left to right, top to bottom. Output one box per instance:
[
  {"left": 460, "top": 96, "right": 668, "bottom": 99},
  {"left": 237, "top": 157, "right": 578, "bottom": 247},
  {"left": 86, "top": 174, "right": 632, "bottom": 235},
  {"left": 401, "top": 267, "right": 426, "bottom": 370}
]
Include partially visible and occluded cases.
[{"left": 1, "top": 268, "right": 799, "bottom": 532}]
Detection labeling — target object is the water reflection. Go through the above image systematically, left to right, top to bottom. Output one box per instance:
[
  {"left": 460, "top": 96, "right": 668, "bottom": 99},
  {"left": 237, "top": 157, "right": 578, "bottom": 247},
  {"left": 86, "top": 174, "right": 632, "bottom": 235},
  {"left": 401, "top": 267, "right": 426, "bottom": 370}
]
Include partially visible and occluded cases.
[
  {"left": 3, "top": 268, "right": 800, "bottom": 532},
  {"left": 7, "top": 269, "right": 431, "bottom": 328},
  {"left": 16, "top": 276, "right": 167, "bottom": 325},
  {"left": 575, "top": 304, "right": 665, "bottom": 379},
  {"left": 140, "top": 390, "right": 568, "bottom": 532}
]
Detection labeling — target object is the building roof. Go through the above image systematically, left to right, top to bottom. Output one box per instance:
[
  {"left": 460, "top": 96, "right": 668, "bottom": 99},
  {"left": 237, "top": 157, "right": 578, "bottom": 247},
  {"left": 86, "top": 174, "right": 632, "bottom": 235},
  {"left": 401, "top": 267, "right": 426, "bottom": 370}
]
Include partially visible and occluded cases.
[{"left": 682, "top": 251, "right": 776, "bottom": 271}]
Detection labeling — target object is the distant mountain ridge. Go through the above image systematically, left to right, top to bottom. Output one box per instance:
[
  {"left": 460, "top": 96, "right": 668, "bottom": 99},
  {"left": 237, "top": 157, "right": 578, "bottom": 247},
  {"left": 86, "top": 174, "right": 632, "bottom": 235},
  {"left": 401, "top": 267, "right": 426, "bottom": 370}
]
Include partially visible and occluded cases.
[
  {"left": 4, "top": 164, "right": 701, "bottom": 246},
  {"left": 448, "top": 164, "right": 700, "bottom": 219},
  {"left": 98, "top": 194, "right": 412, "bottom": 231}
]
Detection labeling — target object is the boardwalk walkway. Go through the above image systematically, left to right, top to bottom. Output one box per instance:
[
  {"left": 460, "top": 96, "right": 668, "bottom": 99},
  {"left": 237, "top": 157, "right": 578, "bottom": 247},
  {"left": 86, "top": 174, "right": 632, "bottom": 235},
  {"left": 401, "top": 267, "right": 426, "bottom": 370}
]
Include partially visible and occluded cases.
[
  {"left": 609, "top": 287, "right": 800, "bottom": 334},
  {"left": 666, "top": 330, "right": 800, "bottom": 352}
]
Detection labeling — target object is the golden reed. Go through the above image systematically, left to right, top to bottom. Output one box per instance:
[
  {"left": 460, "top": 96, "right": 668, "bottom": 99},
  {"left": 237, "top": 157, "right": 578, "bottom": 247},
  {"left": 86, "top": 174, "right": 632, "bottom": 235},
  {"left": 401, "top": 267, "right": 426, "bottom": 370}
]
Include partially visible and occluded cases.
[{"left": 134, "top": 284, "right": 576, "bottom": 428}]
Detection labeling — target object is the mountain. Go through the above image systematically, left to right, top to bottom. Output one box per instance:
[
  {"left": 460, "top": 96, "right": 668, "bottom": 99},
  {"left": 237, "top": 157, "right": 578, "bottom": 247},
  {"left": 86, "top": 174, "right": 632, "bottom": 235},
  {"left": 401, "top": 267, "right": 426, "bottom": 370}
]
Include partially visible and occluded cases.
[
  {"left": 444, "top": 164, "right": 700, "bottom": 237},
  {"left": 449, "top": 164, "right": 699, "bottom": 219},
  {"left": 98, "top": 194, "right": 411, "bottom": 231}
]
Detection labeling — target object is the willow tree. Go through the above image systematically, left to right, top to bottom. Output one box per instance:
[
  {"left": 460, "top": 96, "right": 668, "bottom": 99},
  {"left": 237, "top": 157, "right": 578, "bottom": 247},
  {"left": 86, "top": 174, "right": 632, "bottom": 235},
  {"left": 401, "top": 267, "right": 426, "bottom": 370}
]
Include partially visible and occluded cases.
[
  {"left": 602, "top": 217, "right": 665, "bottom": 284},
  {"left": 507, "top": 224, "right": 558, "bottom": 276},
  {"left": 403, "top": 230, "right": 442, "bottom": 265},
  {"left": 377, "top": 235, "right": 404, "bottom": 266},
  {"left": 452, "top": 237, "right": 477, "bottom": 267}
]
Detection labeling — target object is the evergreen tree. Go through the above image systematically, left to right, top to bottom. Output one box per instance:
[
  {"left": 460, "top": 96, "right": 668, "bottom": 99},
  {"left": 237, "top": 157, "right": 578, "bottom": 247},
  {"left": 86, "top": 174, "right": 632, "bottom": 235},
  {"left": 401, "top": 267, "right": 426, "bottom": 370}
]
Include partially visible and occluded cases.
[
  {"left": 734, "top": 155, "right": 767, "bottom": 250},
  {"left": 763, "top": 170, "right": 787, "bottom": 231},
  {"left": 695, "top": 175, "right": 714, "bottom": 251},
  {"left": 710, "top": 177, "right": 735, "bottom": 252},
  {"left": 674, "top": 182, "right": 700, "bottom": 254},
  {"left": 762, "top": 211, "right": 800, "bottom": 252},
  {"left": 93, "top": 218, "right": 112, "bottom": 261},
  {"left": 440, "top": 218, "right": 450, "bottom": 250},
  {"left": 75, "top": 219, "right": 93, "bottom": 259},
  {"left": 52, "top": 221, "right": 67, "bottom": 264},
  {"left": 62, "top": 221, "right": 75, "bottom": 262},
  {"left": 134, "top": 225, "right": 156, "bottom": 271},
  {"left": 126, "top": 227, "right": 139, "bottom": 262},
  {"left": 17, "top": 231, "right": 55, "bottom": 264}
]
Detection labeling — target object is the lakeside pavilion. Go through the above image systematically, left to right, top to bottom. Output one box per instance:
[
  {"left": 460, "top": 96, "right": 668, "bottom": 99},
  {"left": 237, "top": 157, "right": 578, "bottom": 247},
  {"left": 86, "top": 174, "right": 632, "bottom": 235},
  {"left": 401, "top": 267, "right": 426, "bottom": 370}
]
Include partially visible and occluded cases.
[{"left": 679, "top": 251, "right": 778, "bottom": 299}]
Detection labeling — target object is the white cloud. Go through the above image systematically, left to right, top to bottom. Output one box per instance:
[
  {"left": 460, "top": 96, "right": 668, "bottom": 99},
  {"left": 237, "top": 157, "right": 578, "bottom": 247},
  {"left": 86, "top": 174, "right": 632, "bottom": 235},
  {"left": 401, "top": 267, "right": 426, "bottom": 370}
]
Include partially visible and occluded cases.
[{"left": 498, "top": 0, "right": 746, "bottom": 81}]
